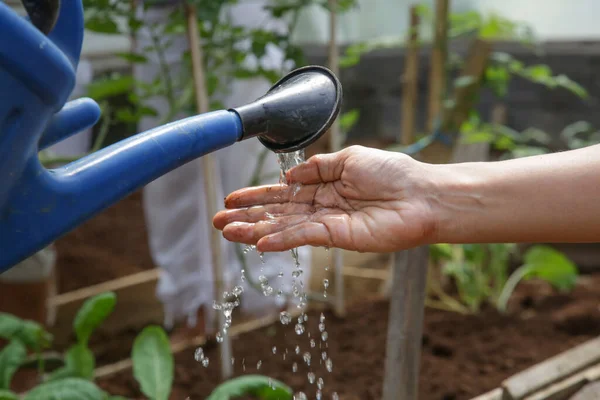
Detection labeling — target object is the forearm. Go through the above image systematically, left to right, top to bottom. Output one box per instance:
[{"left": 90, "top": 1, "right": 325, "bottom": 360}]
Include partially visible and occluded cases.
[{"left": 427, "top": 144, "right": 600, "bottom": 244}]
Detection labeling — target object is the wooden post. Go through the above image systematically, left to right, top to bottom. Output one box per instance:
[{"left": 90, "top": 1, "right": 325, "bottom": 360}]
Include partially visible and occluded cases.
[
  {"left": 327, "top": 0, "right": 346, "bottom": 318},
  {"left": 426, "top": 0, "right": 449, "bottom": 133},
  {"left": 184, "top": 3, "right": 233, "bottom": 379},
  {"left": 400, "top": 5, "right": 421, "bottom": 145},
  {"left": 382, "top": 246, "right": 430, "bottom": 400}
]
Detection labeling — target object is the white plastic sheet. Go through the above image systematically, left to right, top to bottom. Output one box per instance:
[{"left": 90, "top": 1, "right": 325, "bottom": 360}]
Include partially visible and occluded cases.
[{"left": 134, "top": 1, "right": 312, "bottom": 332}]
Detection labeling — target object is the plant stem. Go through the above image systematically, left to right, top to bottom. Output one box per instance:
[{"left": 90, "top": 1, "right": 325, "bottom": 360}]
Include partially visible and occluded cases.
[
  {"left": 148, "top": 24, "right": 177, "bottom": 112},
  {"left": 496, "top": 265, "right": 529, "bottom": 312}
]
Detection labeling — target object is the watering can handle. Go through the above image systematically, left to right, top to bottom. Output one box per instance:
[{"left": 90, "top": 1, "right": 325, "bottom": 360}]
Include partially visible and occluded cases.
[{"left": 21, "top": 0, "right": 84, "bottom": 70}]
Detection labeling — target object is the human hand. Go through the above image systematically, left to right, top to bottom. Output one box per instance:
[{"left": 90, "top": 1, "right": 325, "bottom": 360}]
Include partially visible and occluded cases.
[{"left": 213, "top": 145, "right": 438, "bottom": 253}]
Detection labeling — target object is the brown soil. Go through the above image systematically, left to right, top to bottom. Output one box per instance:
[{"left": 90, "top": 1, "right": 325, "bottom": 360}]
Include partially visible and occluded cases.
[
  {"left": 54, "top": 191, "right": 155, "bottom": 293},
  {"left": 97, "top": 275, "right": 600, "bottom": 400}
]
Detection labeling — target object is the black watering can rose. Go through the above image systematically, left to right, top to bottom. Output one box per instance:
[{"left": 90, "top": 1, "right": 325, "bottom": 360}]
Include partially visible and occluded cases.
[{"left": 21, "top": 0, "right": 60, "bottom": 34}]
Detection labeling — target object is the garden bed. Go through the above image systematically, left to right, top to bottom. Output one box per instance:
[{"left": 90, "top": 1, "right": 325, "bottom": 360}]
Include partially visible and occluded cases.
[
  {"left": 54, "top": 191, "right": 154, "bottom": 293},
  {"left": 96, "top": 275, "right": 600, "bottom": 400}
]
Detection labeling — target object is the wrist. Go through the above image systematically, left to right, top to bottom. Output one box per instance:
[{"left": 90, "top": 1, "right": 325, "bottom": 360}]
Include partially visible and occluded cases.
[{"left": 421, "top": 161, "right": 494, "bottom": 244}]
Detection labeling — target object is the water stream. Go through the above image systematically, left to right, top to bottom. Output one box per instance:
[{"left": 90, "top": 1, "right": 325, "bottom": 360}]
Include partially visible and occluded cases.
[{"left": 195, "top": 149, "right": 337, "bottom": 399}]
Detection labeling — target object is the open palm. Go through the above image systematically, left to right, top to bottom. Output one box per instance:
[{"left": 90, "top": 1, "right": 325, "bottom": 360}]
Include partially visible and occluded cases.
[{"left": 213, "top": 146, "right": 437, "bottom": 253}]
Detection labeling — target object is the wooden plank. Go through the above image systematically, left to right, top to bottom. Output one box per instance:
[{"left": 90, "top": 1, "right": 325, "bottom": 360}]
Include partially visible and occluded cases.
[
  {"left": 343, "top": 266, "right": 389, "bottom": 280},
  {"left": 48, "top": 269, "right": 162, "bottom": 347},
  {"left": 502, "top": 336, "right": 600, "bottom": 399},
  {"left": 522, "top": 364, "right": 600, "bottom": 400},
  {"left": 571, "top": 380, "right": 600, "bottom": 400},
  {"left": 470, "top": 388, "right": 504, "bottom": 400}
]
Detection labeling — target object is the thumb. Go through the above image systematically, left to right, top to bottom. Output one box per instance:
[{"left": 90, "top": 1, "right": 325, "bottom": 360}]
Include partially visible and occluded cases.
[{"left": 287, "top": 150, "right": 346, "bottom": 184}]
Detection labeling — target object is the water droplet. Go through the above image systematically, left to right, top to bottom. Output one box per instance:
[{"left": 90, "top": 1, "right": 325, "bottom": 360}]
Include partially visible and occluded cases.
[
  {"left": 292, "top": 270, "right": 303, "bottom": 278},
  {"left": 259, "top": 275, "right": 268, "bottom": 284},
  {"left": 323, "top": 279, "right": 329, "bottom": 289},
  {"left": 232, "top": 285, "right": 243, "bottom": 296},
  {"left": 262, "top": 286, "right": 274, "bottom": 296},
  {"left": 212, "top": 301, "right": 222, "bottom": 310},
  {"left": 279, "top": 311, "right": 291, "bottom": 325},
  {"left": 320, "top": 313, "right": 325, "bottom": 322},
  {"left": 303, "top": 314, "right": 308, "bottom": 322},
  {"left": 295, "top": 323, "right": 305, "bottom": 335},
  {"left": 319, "top": 323, "right": 326, "bottom": 332},
  {"left": 321, "top": 331, "right": 328, "bottom": 341},
  {"left": 216, "top": 332, "right": 224, "bottom": 343},
  {"left": 310, "top": 339, "right": 316, "bottom": 348},
  {"left": 295, "top": 345, "right": 301, "bottom": 354},
  {"left": 272, "top": 346, "right": 277, "bottom": 354},
  {"left": 194, "top": 348, "right": 204, "bottom": 362},
  {"left": 322, "top": 351, "right": 327, "bottom": 360},
  {"left": 303, "top": 352, "right": 311, "bottom": 365},
  {"left": 231, "top": 357, "right": 235, "bottom": 365},
  {"left": 202, "top": 358, "right": 209, "bottom": 367},
  {"left": 326, "top": 358, "right": 333, "bottom": 372},
  {"left": 257, "top": 360, "right": 262, "bottom": 369},
  {"left": 292, "top": 362, "right": 298, "bottom": 372},
  {"left": 307, "top": 372, "right": 316, "bottom": 384},
  {"left": 317, "top": 377, "right": 324, "bottom": 389},
  {"left": 316, "top": 390, "right": 322, "bottom": 400},
  {"left": 293, "top": 392, "right": 307, "bottom": 400},
  {"left": 332, "top": 392, "right": 339, "bottom": 400}
]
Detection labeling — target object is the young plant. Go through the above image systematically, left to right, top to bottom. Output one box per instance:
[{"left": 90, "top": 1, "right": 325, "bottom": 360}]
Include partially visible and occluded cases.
[
  {"left": 430, "top": 244, "right": 579, "bottom": 313},
  {"left": 0, "top": 291, "right": 117, "bottom": 399},
  {"left": 130, "top": 324, "right": 293, "bottom": 400},
  {"left": 207, "top": 375, "right": 293, "bottom": 400}
]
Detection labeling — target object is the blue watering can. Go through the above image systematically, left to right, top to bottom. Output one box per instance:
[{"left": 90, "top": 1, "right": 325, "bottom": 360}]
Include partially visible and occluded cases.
[{"left": 0, "top": 0, "right": 342, "bottom": 273}]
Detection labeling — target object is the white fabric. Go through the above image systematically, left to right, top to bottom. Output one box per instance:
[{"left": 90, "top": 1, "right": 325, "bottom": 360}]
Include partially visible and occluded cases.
[{"left": 134, "top": 1, "right": 312, "bottom": 332}]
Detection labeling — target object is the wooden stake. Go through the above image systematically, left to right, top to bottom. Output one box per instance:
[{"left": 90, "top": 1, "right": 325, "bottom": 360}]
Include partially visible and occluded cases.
[
  {"left": 327, "top": 0, "right": 346, "bottom": 318},
  {"left": 426, "top": 0, "right": 449, "bottom": 133},
  {"left": 184, "top": 3, "right": 233, "bottom": 379},
  {"left": 400, "top": 5, "right": 421, "bottom": 145},
  {"left": 420, "top": 38, "right": 491, "bottom": 164},
  {"left": 382, "top": 246, "right": 430, "bottom": 400}
]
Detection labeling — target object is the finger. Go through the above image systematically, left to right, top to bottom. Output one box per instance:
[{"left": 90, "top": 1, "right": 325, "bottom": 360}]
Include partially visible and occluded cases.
[
  {"left": 286, "top": 152, "right": 344, "bottom": 185},
  {"left": 224, "top": 183, "right": 319, "bottom": 208},
  {"left": 213, "top": 203, "right": 315, "bottom": 230},
  {"left": 221, "top": 214, "right": 311, "bottom": 245},
  {"left": 256, "top": 222, "right": 333, "bottom": 252}
]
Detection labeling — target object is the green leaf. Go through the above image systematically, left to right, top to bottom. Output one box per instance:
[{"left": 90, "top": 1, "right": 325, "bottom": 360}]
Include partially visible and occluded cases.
[
  {"left": 115, "top": 52, "right": 148, "bottom": 64},
  {"left": 454, "top": 75, "right": 477, "bottom": 88},
  {"left": 87, "top": 76, "right": 136, "bottom": 101},
  {"left": 339, "top": 109, "right": 360, "bottom": 133},
  {"left": 430, "top": 244, "right": 454, "bottom": 263},
  {"left": 522, "top": 246, "right": 579, "bottom": 291},
  {"left": 74, "top": 292, "right": 117, "bottom": 346},
  {"left": 0, "top": 315, "right": 52, "bottom": 350},
  {"left": 132, "top": 326, "right": 173, "bottom": 400},
  {"left": 0, "top": 341, "right": 26, "bottom": 389},
  {"left": 48, "top": 344, "right": 95, "bottom": 381},
  {"left": 207, "top": 375, "right": 293, "bottom": 400},
  {"left": 23, "top": 378, "right": 104, "bottom": 400},
  {"left": 0, "top": 390, "right": 18, "bottom": 400}
]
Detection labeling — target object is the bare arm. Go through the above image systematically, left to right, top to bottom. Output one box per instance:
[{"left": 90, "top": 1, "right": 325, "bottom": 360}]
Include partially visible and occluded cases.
[
  {"left": 429, "top": 143, "right": 600, "bottom": 245},
  {"left": 213, "top": 144, "right": 600, "bottom": 252}
]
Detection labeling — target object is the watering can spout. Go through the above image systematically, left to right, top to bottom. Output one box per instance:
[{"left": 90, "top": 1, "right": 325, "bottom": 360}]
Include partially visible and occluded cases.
[
  {"left": 0, "top": 60, "right": 342, "bottom": 271},
  {"left": 232, "top": 65, "right": 342, "bottom": 153}
]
